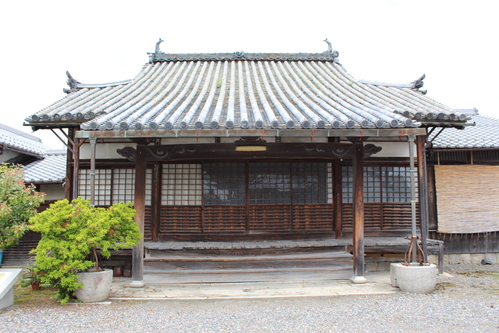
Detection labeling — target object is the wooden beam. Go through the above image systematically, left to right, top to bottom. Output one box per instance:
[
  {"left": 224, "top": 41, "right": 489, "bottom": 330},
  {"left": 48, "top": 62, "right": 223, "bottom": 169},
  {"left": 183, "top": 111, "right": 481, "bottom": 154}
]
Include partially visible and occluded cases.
[
  {"left": 416, "top": 135, "right": 429, "bottom": 260},
  {"left": 351, "top": 140, "right": 366, "bottom": 283},
  {"left": 116, "top": 142, "right": 382, "bottom": 162},
  {"left": 131, "top": 145, "right": 147, "bottom": 287}
]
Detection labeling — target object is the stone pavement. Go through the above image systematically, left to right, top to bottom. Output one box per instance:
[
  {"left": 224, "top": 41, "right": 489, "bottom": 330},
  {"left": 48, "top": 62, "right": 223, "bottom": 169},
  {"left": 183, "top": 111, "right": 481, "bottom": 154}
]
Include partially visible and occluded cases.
[{"left": 109, "top": 271, "right": 402, "bottom": 300}]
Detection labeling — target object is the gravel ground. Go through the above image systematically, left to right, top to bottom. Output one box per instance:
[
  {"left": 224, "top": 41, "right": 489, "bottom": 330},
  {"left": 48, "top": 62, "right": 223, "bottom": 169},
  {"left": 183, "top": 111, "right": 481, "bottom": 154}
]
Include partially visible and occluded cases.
[{"left": 1, "top": 263, "right": 498, "bottom": 333}]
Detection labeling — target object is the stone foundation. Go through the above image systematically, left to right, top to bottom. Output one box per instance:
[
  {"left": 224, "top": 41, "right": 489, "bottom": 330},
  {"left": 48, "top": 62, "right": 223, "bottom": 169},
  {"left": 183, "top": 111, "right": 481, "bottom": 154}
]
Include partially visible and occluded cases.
[{"left": 365, "top": 253, "right": 499, "bottom": 272}]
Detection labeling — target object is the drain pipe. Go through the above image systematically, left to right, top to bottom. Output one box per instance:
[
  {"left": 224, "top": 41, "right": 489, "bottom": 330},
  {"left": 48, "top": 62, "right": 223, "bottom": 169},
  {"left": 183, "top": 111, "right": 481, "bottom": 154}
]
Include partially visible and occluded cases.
[
  {"left": 408, "top": 135, "right": 417, "bottom": 263},
  {"left": 90, "top": 137, "right": 97, "bottom": 206}
]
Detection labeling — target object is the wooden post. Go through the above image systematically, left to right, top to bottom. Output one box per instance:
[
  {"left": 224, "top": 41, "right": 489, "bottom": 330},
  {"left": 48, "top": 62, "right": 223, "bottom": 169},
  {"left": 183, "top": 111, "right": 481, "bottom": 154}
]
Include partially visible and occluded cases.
[
  {"left": 416, "top": 135, "right": 429, "bottom": 261},
  {"left": 351, "top": 140, "right": 366, "bottom": 283},
  {"left": 131, "top": 145, "right": 146, "bottom": 288},
  {"left": 333, "top": 160, "right": 342, "bottom": 239},
  {"left": 152, "top": 162, "right": 161, "bottom": 242}
]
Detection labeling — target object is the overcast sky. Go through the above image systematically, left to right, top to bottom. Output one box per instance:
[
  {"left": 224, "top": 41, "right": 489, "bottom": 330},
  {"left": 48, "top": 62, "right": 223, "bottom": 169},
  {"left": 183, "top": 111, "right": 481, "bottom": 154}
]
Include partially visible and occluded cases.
[{"left": 1, "top": 0, "right": 497, "bottom": 149}]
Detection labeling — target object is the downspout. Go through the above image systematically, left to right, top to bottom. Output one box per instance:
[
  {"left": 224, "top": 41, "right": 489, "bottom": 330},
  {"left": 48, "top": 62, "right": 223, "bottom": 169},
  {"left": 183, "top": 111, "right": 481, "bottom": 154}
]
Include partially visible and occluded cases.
[
  {"left": 408, "top": 135, "right": 418, "bottom": 262},
  {"left": 89, "top": 137, "right": 97, "bottom": 206}
]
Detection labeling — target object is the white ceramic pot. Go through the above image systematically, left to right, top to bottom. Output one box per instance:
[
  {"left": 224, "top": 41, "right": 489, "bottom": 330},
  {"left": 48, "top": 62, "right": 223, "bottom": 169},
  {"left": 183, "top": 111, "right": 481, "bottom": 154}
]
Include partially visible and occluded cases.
[{"left": 75, "top": 269, "right": 113, "bottom": 302}]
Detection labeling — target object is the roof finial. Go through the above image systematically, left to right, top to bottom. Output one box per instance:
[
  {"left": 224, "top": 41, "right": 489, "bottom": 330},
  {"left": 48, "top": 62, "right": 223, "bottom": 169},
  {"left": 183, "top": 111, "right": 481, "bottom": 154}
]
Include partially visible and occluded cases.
[
  {"left": 155, "top": 38, "right": 164, "bottom": 54},
  {"left": 323, "top": 38, "right": 339, "bottom": 62},
  {"left": 324, "top": 38, "right": 332, "bottom": 53},
  {"left": 63, "top": 71, "right": 80, "bottom": 94},
  {"left": 412, "top": 74, "right": 427, "bottom": 95}
]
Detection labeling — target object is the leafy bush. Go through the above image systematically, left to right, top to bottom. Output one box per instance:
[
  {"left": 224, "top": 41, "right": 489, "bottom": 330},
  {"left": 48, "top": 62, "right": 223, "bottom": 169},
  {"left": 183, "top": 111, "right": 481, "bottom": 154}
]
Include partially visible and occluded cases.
[
  {"left": 0, "top": 163, "right": 45, "bottom": 250},
  {"left": 29, "top": 197, "right": 141, "bottom": 304}
]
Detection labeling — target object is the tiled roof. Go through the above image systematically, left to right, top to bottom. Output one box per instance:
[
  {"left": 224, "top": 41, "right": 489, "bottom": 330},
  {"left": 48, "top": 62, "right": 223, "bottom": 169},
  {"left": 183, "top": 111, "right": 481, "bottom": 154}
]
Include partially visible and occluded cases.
[
  {"left": 26, "top": 52, "right": 469, "bottom": 133},
  {"left": 430, "top": 113, "right": 499, "bottom": 149},
  {"left": 0, "top": 123, "right": 47, "bottom": 156},
  {"left": 22, "top": 150, "right": 66, "bottom": 184}
]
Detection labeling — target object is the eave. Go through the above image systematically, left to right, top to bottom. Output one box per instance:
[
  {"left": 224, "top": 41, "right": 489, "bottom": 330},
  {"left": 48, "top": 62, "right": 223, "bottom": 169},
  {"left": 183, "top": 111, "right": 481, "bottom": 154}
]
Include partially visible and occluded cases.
[{"left": 75, "top": 127, "right": 428, "bottom": 140}]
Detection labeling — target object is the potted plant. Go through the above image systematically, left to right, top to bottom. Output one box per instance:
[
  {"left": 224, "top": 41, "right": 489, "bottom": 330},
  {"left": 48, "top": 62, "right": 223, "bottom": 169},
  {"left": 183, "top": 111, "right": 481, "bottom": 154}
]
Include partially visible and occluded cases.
[
  {"left": 0, "top": 163, "right": 45, "bottom": 266},
  {"left": 29, "top": 197, "right": 141, "bottom": 304},
  {"left": 21, "top": 262, "right": 42, "bottom": 290}
]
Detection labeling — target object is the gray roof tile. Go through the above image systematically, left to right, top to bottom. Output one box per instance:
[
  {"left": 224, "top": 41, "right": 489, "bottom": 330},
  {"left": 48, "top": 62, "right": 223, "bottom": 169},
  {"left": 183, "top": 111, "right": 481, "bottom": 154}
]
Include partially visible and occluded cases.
[
  {"left": 26, "top": 53, "right": 470, "bottom": 132},
  {"left": 430, "top": 114, "right": 499, "bottom": 149},
  {"left": 0, "top": 123, "right": 48, "bottom": 156},
  {"left": 22, "top": 150, "right": 66, "bottom": 184}
]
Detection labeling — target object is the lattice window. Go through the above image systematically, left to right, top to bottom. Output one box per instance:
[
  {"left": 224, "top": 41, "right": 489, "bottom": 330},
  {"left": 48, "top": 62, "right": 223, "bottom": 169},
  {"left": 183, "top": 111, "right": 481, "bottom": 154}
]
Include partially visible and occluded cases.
[
  {"left": 249, "top": 162, "right": 291, "bottom": 205},
  {"left": 291, "top": 162, "right": 331, "bottom": 204},
  {"left": 204, "top": 163, "right": 245, "bottom": 205},
  {"left": 161, "top": 164, "right": 202, "bottom": 206},
  {"left": 342, "top": 165, "right": 415, "bottom": 203},
  {"left": 365, "top": 166, "right": 381, "bottom": 203},
  {"left": 382, "top": 166, "right": 416, "bottom": 203},
  {"left": 79, "top": 168, "right": 152, "bottom": 206},
  {"left": 79, "top": 169, "right": 112, "bottom": 206},
  {"left": 112, "top": 169, "right": 135, "bottom": 204}
]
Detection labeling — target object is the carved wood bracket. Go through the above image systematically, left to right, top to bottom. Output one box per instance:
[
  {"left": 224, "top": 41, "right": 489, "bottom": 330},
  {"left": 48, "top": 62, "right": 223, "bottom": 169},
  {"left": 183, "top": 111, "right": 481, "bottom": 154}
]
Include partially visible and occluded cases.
[{"left": 117, "top": 143, "right": 381, "bottom": 162}]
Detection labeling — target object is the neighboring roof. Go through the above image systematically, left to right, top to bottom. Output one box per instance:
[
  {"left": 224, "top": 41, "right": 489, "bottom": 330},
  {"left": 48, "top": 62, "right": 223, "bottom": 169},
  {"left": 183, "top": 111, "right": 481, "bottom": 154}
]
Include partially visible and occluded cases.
[
  {"left": 25, "top": 48, "right": 470, "bottom": 135},
  {"left": 430, "top": 112, "right": 499, "bottom": 149},
  {"left": 0, "top": 123, "right": 48, "bottom": 156},
  {"left": 22, "top": 150, "right": 66, "bottom": 184}
]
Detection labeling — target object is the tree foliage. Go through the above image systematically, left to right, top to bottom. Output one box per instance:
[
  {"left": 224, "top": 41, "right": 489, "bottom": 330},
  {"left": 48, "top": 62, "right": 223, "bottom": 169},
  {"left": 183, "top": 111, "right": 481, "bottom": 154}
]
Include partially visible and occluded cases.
[
  {"left": 0, "top": 163, "right": 45, "bottom": 249},
  {"left": 29, "top": 197, "right": 141, "bottom": 304}
]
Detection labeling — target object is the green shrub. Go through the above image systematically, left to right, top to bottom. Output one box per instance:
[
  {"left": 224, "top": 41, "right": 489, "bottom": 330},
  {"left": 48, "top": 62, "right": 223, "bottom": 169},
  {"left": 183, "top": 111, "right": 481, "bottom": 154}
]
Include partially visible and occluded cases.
[
  {"left": 0, "top": 163, "right": 45, "bottom": 250},
  {"left": 29, "top": 197, "right": 141, "bottom": 304}
]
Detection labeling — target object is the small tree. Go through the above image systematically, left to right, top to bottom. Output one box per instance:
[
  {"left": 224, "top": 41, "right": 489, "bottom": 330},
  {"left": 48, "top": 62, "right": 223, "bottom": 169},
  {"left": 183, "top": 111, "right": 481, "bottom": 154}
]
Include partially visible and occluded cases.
[
  {"left": 0, "top": 163, "right": 45, "bottom": 250},
  {"left": 29, "top": 197, "right": 141, "bottom": 304}
]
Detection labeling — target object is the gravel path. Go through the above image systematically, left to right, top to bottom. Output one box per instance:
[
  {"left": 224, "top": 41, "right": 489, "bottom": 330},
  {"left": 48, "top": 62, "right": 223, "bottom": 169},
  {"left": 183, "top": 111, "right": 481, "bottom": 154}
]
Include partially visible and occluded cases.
[{"left": 1, "top": 263, "right": 498, "bottom": 333}]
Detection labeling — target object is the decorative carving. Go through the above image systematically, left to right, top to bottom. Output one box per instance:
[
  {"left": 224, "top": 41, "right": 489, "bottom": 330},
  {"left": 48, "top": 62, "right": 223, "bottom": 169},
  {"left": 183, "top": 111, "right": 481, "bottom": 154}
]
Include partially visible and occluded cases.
[
  {"left": 155, "top": 38, "right": 164, "bottom": 54},
  {"left": 234, "top": 51, "right": 246, "bottom": 60},
  {"left": 63, "top": 71, "right": 80, "bottom": 94},
  {"left": 412, "top": 74, "right": 427, "bottom": 95},
  {"left": 235, "top": 137, "right": 266, "bottom": 144},
  {"left": 117, "top": 142, "right": 381, "bottom": 162},
  {"left": 297, "top": 143, "right": 354, "bottom": 158},
  {"left": 364, "top": 144, "right": 382, "bottom": 157},
  {"left": 117, "top": 147, "right": 137, "bottom": 161}
]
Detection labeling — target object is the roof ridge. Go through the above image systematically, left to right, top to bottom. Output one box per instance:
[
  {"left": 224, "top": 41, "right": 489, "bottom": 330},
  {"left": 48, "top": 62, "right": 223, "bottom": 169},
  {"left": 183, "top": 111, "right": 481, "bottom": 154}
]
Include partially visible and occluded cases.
[{"left": 148, "top": 51, "right": 340, "bottom": 63}]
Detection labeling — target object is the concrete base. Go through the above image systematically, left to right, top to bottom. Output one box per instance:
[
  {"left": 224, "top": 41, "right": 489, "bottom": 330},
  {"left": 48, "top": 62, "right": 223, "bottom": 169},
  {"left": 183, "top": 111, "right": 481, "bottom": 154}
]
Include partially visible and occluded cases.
[
  {"left": 390, "top": 263, "right": 437, "bottom": 294},
  {"left": 0, "top": 269, "right": 22, "bottom": 309},
  {"left": 75, "top": 269, "right": 113, "bottom": 302},
  {"left": 350, "top": 275, "right": 367, "bottom": 284},
  {"left": 129, "top": 280, "right": 145, "bottom": 288}
]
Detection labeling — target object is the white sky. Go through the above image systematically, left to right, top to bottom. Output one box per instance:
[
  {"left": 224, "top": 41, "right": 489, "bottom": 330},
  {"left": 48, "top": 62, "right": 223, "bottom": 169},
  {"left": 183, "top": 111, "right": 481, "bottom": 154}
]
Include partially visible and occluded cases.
[{"left": 1, "top": 0, "right": 497, "bottom": 149}]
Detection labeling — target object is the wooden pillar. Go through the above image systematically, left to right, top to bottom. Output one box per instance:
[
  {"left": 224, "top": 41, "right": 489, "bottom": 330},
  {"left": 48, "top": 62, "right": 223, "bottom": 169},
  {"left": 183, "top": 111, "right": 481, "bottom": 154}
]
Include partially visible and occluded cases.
[
  {"left": 416, "top": 135, "right": 429, "bottom": 261},
  {"left": 351, "top": 140, "right": 366, "bottom": 283},
  {"left": 131, "top": 145, "right": 147, "bottom": 287},
  {"left": 333, "top": 160, "right": 342, "bottom": 239},
  {"left": 151, "top": 162, "right": 161, "bottom": 242}
]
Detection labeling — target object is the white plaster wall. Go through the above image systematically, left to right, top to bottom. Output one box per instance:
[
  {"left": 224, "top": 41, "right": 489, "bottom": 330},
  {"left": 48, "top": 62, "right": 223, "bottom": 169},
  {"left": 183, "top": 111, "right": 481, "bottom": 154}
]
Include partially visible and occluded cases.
[
  {"left": 371, "top": 142, "right": 413, "bottom": 158},
  {"left": 80, "top": 143, "right": 136, "bottom": 159},
  {"left": 0, "top": 150, "right": 20, "bottom": 163},
  {"left": 39, "top": 183, "right": 65, "bottom": 201}
]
